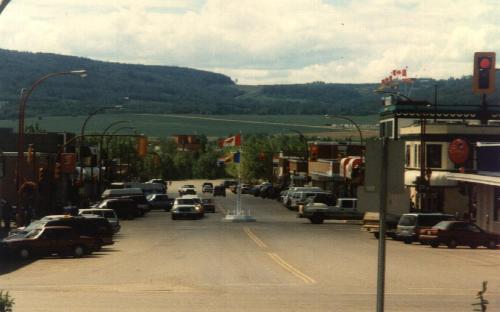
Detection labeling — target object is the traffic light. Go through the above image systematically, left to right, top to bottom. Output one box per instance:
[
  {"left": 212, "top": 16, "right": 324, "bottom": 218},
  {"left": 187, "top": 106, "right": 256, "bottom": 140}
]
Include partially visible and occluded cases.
[
  {"left": 473, "top": 52, "right": 496, "bottom": 94},
  {"left": 137, "top": 136, "right": 148, "bottom": 157},
  {"left": 27, "top": 144, "right": 34, "bottom": 164},
  {"left": 310, "top": 145, "right": 319, "bottom": 161},
  {"left": 54, "top": 162, "right": 61, "bottom": 180},
  {"left": 38, "top": 167, "right": 45, "bottom": 183}
]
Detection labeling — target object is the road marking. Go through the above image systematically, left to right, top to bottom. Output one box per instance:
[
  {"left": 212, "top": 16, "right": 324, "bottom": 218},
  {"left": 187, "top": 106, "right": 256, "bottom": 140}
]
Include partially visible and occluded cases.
[
  {"left": 243, "top": 227, "right": 268, "bottom": 248},
  {"left": 267, "top": 252, "right": 316, "bottom": 284}
]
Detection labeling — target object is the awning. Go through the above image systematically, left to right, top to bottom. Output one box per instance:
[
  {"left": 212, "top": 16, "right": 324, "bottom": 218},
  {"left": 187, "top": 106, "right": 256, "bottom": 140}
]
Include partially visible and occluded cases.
[
  {"left": 339, "top": 157, "right": 363, "bottom": 179},
  {"left": 404, "top": 170, "right": 457, "bottom": 187},
  {"left": 446, "top": 172, "right": 500, "bottom": 187}
]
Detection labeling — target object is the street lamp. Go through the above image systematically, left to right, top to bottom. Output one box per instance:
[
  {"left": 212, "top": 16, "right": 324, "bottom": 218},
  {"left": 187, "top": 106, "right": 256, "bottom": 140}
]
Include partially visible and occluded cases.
[
  {"left": 16, "top": 69, "right": 87, "bottom": 226},
  {"left": 78, "top": 105, "right": 122, "bottom": 205},
  {"left": 324, "top": 114, "right": 364, "bottom": 156},
  {"left": 97, "top": 120, "right": 131, "bottom": 196},
  {"left": 109, "top": 127, "right": 136, "bottom": 182},
  {"left": 284, "top": 128, "right": 309, "bottom": 161}
]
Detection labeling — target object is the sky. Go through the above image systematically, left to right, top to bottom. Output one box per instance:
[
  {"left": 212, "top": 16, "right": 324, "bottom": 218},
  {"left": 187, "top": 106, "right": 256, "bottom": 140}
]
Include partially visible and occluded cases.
[{"left": 0, "top": 0, "right": 499, "bottom": 85}]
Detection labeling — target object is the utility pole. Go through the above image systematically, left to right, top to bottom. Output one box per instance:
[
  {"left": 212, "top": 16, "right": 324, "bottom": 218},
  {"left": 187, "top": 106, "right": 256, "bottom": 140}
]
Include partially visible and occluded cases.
[{"left": 376, "top": 137, "right": 389, "bottom": 312}]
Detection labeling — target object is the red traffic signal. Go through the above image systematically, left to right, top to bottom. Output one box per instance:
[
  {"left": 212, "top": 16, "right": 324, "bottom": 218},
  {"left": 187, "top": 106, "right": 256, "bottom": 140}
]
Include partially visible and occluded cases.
[{"left": 473, "top": 52, "right": 496, "bottom": 94}]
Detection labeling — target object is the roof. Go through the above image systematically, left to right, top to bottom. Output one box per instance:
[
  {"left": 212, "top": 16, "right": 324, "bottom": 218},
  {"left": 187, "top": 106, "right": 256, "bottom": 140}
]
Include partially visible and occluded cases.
[{"left": 446, "top": 172, "right": 500, "bottom": 187}]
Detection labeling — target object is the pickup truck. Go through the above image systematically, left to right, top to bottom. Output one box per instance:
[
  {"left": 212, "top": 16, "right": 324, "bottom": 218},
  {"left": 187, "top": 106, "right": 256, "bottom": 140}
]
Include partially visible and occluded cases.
[
  {"left": 299, "top": 198, "right": 363, "bottom": 224},
  {"left": 362, "top": 212, "right": 400, "bottom": 239}
]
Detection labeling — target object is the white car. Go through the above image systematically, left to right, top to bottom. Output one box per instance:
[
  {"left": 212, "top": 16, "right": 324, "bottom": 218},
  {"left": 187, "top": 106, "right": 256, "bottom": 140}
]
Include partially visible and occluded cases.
[
  {"left": 178, "top": 184, "right": 196, "bottom": 195},
  {"left": 171, "top": 196, "right": 204, "bottom": 220},
  {"left": 79, "top": 208, "right": 121, "bottom": 233}
]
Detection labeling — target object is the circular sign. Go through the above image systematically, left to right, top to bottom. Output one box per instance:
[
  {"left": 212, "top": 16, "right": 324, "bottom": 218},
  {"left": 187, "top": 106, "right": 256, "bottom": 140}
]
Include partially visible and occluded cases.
[{"left": 448, "top": 139, "right": 470, "bottom": 165}]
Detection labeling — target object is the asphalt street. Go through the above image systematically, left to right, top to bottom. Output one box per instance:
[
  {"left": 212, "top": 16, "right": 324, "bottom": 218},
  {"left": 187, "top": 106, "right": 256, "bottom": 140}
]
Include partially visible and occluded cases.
[{"left": 1, "top": 180, "right": 499, "bottom": 311}]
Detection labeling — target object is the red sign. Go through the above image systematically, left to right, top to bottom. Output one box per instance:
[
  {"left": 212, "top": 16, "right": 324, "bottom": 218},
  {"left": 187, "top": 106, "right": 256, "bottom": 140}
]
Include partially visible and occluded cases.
[
  {"left": 448, "top": 139, "right": 470, "bottom": 165},
  {"left": 60, "top": 153, "right": 76, "bottom": 173}
]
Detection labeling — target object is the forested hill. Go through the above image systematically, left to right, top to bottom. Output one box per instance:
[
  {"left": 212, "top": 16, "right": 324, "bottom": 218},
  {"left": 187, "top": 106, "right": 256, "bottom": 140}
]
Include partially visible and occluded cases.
[{"left": 0, "top": 49, "right": 496, "bottom": 119}]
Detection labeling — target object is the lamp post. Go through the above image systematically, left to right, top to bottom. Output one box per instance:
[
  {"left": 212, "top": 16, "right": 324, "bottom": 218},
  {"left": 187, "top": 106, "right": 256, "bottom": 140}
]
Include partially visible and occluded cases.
[
  {"left": 16, "top": 69, "right": 87, "bottom": 226},
  {"left": 78, "top": 105, "right": 122, "bottom": 205},
  {"left": 324, "top": 114, "right": 364, "bottom": 156},
  {"left": 97, "top": 120, "right": 131, "bottom": 196},
  {"left": 108, "top": 127, "right": 136, "bottom": 182},
  {"left": 284, "top": 129, "right": 309, "bottom": 187}
]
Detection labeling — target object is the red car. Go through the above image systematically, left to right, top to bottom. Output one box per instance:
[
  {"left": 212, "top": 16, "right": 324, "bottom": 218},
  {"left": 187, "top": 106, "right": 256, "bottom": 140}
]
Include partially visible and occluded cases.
[
  {"left": 419, "top": 221, "right": 499, "bottom": 249},
  {"left": 1, "top": 226, "right": 102, "bottom": 259}
]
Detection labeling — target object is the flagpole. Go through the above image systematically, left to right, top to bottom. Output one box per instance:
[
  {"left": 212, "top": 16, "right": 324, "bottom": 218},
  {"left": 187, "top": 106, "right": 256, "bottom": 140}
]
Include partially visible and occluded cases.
[{"left": 222, "top": 133, "right": 255, "bottom": 222}]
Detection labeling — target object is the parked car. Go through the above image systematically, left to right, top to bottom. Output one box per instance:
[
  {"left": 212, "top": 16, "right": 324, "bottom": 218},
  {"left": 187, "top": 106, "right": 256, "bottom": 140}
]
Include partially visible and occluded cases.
[
  {"left": 223, "top": 180, "right": 238, "bottom": 189},
  {"left": 202, "top": 182, "right": 214, "bottom": 193},
  {"left": 229, "top": 183, "right": 252, "bottom": 194},
  {"left": 178, "top": 184, "right": 196, "bottom": 196},
  {"left": 213, "top": 185, "right": 226, "bottom": 197},
  {"left": 101, "top": 187, "right": 144, "bottom": 200},
  {"left": 282, "top": 187, "right": 322, "bottom": 206},
  {"left": 287, "top": 190, "right": 330, "bottom": 210},
  {"left": 297, "top": 193, "right": 336, "bottom": 215},
  {"left": 123, "top": 194, "right": 151, "bottom": 216},
  {"left": 147, "top": 194, "right": 174, "bottom": 211},
  {"left": 96, "top": 198, "right": 141, "bottom": 220},
  {"left": 171, "top": 198, "right": 204, "bottom": 220},
  {"left": 201, "top": 198, "right": 216, "bottom": 213},
  {"left": 300, "top": 198, "right": 363, "bottom": 224},
  {"left": 79, "top": 208, "right": 121, "bottom": 234},
  {"left": 362, "top": 212, "right": 400, "bottom": 239},
  {"left": 396, "top": 213, "right": 455, "bottom": 244},
  {"left": 8, "top": 215, "right": 114, "bottom": 247},
  {"left": 419, "top": 221, "right": 499, "bottom": 249},
  {"left": 1, "top": 226, "right": 102, "bottom": 259}
]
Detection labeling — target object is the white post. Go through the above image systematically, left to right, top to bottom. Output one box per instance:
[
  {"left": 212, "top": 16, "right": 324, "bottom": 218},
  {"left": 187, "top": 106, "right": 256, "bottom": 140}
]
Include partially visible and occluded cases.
[{"left": 236, "top": 152, "right": 242, "bottom": 216}]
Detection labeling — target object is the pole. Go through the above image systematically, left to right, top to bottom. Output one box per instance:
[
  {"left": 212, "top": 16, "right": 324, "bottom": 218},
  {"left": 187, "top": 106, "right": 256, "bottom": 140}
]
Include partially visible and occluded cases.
[{"left": 376, "top": 137, "right": 388, "bottom": 312}]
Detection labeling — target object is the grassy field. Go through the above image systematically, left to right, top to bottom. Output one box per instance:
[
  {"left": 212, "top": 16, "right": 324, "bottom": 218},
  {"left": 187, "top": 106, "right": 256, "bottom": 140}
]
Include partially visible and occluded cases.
[{"left": 0, "top": 114, "right": 378, "bottom": 139}]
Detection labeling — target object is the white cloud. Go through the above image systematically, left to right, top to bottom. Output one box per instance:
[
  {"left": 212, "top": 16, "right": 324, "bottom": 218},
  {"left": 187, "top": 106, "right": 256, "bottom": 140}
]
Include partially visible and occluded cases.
[{"left": 0, "top": 0, "right": 499, "bottom": 84}]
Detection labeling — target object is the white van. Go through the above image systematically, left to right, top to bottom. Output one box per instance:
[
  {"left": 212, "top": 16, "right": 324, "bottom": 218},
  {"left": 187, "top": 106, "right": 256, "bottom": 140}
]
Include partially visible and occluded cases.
[
  {"left": 282, "top": 187, "right": 322, "bottom": 206},
  {"left": 101, "top": 188, "right": 144, "bottom": 199},
  {"left": 288, "top": 190, "right": 330, "bottom": 210},
  {"left": 78, "top": 208, "right": 121, "bottom": 233}
]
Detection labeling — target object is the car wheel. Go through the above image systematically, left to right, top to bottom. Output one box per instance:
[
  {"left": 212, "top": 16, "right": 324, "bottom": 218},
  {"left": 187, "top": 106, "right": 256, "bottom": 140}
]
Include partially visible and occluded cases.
[
  {"left": 310, "top": 214, "right": 324, "bottom": 224},
  {"left": 171, "top": 215, "right": 177, "bottom": 220},
  {"left": 373, "top": 232, "right": 380, "bottom": 239},
  {"left": 404, "top": 238, "right": 413, "bottom": 244},
  {"left": 447, "top": 239, "right": 458, "bottom": 249},
  {"left": 486, "top": 240, "right": 497, "bottom": 249},
  {"left": 430, "top": 242, "right": 439, "bottom": 248},
  {"left": 469, "top": 244, "right": 478, "bottom": 249},
  {"left": 73, "top": 245, "right": 86, "bottom": 258},
  {"left": 18, "top": 247, "right": 31, "bottom": 259}
]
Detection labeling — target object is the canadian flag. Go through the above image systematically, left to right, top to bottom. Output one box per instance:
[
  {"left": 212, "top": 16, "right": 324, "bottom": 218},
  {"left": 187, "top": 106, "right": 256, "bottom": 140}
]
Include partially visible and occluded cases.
[{"left": 220, "top": 134, "right": 241, "bottom": 147}]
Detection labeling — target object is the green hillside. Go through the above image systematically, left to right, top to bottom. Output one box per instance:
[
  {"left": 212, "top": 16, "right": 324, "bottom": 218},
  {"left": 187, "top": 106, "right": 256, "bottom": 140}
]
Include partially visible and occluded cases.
[{"left": 0, "top": 49, "right": 496, "bottom": 119}]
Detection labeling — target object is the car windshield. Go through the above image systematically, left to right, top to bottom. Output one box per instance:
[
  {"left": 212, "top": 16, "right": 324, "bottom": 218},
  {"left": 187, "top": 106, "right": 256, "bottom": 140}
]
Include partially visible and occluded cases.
[
  {"left": 177, "top": 199, "right": 196, "bottom": 205},
  {"left": 398, "top": 215, "right": 417, "bottom": 226},
  {"left": 24, "top": 228, "right": 42, "bottom": 239}
]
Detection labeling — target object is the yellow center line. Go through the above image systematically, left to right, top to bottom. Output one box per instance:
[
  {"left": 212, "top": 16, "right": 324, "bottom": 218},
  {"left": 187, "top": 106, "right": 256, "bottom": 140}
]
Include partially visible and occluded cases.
[
  {"left": 242, "top": 227, "right": 315, "bottom": 284},
  {"left": 243, "top": 227, "right": 268, "bottom": 249},
  {"left": 267, "top": 252, "right": 316, "bottom": 284}
]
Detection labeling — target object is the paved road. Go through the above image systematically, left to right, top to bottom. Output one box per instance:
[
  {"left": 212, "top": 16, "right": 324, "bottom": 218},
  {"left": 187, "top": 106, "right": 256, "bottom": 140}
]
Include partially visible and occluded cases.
[{"left": 1, "top": 180, "right": 499, "bottom": 311}]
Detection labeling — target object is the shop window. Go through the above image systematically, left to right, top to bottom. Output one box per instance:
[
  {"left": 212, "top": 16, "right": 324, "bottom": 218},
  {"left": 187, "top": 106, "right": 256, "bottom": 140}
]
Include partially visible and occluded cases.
[
  {"left": 414, "top": 144, "right": 420, "bottom": 168},
  {"left": 426, "top": 144, "right": 442, "bottom": 169},
  {"left": 405, "top": 145, "right": 411, "bottom": 167},
  {"left": 0, "top": 154, "right": 4, "bottom": 178},
  {"left": 494, "top": 187, "right": 500, "bottom": 221}
]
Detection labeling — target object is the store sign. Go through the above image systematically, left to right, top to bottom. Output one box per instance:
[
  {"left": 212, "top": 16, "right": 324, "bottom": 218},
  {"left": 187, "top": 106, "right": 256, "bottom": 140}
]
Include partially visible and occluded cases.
[
  {"left": 448, "top": 139, "right": 470, "bottom": 165},
  {"left": 60, "top": 153, "right": 76, "bottom": 173}
]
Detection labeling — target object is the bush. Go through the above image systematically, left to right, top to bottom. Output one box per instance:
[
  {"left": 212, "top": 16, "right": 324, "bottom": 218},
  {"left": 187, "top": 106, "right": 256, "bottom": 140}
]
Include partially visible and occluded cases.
[{"left": 0, "top": 290, "right": 14, "bottom": 312}]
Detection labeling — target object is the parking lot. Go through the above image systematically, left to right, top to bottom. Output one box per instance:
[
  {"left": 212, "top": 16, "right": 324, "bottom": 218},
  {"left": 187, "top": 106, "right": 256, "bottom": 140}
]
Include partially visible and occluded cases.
[{"left": 0, "top": 180, "right": 499, "bottom": 312}]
